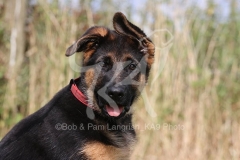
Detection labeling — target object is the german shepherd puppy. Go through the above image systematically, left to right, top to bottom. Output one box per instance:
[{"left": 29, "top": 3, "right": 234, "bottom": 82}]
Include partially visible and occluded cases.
[{"left": 0, "top": 12, "right": 155, "bottom": 160}]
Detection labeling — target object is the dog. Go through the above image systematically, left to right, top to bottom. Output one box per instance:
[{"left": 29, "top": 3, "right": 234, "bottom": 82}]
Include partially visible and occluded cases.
[{"left": 0, "top": 12, "right": 155, "bottom": 160}]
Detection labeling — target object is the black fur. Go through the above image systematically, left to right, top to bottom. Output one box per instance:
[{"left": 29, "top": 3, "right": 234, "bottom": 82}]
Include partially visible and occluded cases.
[{"left": 0, "top": 79, "right": 135, "bottom": 159}]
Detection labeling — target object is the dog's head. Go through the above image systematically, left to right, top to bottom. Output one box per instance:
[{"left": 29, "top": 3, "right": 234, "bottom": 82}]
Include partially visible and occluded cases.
[{"left": 66, "top": 12, "right": 155, "bottom": 119}]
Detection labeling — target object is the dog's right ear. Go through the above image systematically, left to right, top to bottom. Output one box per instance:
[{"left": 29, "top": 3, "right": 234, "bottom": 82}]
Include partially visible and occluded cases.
[
  {"left": 113, "top": 12, "right": 155, "bottom": 67},
  {"left": 65, "top": 27, "right": 108, "bottom": 56}
]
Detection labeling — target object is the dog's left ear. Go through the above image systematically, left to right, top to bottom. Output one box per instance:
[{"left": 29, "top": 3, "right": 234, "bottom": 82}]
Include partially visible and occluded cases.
[
  {"left": 113, "top": 12, "right": 155, "bottom": 66},
  {"left": 65, "top": 26, "right": 108, "bottom": 57}
]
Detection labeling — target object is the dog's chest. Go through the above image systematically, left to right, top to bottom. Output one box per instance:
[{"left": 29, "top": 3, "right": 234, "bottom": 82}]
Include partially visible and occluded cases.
[
  {"left": 80, "top": 131, "right": 136, "bottom": 160},
  {"left": 81, "top": 141, "right": 133, "bottom": 160}
]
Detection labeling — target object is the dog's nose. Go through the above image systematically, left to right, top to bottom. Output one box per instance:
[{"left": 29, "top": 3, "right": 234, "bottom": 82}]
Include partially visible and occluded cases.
[{"left": 107, "top": 86, "right": 124, "bottom": 101}]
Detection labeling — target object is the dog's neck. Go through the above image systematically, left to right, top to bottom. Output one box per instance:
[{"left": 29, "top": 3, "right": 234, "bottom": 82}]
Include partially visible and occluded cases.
[{"left": 70, "top": 79, "right": 88, "bottom": 104}]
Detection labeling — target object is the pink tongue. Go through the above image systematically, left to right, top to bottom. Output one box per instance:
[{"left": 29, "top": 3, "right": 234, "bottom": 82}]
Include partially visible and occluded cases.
[{"left": 106, "top": 105, "right": 123, "bottom": 117}]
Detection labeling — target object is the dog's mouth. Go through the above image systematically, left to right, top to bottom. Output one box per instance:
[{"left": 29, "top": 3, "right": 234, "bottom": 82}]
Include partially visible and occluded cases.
[
  {"left": 95, "top": 95, "right": 131, "bottom": 118},
  {"left": 99, "top": 100, "right": 130, "bottom": 118},
  {"left": 101, "top": 102, "right": 131, "bottom": 118},
  {"left": 104, "top": 105, "right": 124, "bottom": 117}
]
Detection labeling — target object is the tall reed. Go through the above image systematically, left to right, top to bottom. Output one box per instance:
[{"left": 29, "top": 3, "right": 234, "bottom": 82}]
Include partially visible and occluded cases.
[{"left": 0, "top": 1, "right": 239, "bottom": 160}]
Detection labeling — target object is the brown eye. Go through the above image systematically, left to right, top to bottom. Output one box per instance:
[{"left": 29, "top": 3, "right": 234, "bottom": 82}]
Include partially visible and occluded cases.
[
  {"left": 92, "top": 42, "right": 99, "bottom": 49},
  {"left": 99, "top": 57, "right": 112, "bottom": 68},
  {"left": 99, "top": 61, "right": 105, "bottom": 67},
  {"left": 128, "top": 64, "right": 136, "bottom": 70}
]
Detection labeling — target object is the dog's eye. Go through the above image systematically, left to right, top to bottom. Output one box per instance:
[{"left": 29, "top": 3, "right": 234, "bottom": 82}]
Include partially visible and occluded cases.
[
  {"left": 92, "top": 42, "right": 99, "bottom": 49},
  {"left": 99, "top": 58, "right": 111, "bottom": 68},
  {"left": 104, "top": 58, "right": 111, "bottom": 66},
  {"left": 99, "top": 61, "right": 105, "bottom": 67},
  {"left": 128, "top": 64, "right": 136, "bottom": 70}
]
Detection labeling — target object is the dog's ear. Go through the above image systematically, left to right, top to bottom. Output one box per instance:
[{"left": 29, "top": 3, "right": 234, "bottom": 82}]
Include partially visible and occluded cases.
[
  {"left": 113, "top": 12, "right": 155, "bottom": 66},
  {"left": 113, "top": 12, "right": 147, "bottom": 40},
  {"left": 65, "top": 27, "right": 108, "bottom": 56}
]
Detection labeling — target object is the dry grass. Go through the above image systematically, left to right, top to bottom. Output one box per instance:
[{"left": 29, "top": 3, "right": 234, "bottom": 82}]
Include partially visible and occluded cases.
[
  {"left": 0, "top": 1, "right": 239, "bottom": 159},
  {"left": 131, "top": 2, "right": 240, "bottom": 160}
]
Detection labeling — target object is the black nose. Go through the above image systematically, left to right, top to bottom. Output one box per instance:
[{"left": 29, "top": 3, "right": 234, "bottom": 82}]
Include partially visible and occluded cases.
[{"left": 107, "top": 86, "right": 124, "bottom": 101}]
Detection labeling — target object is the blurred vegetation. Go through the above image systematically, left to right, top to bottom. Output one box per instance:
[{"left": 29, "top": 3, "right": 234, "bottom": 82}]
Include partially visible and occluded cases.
[{"left": 0, "top": 0, "right": 240, "bottom": 159}]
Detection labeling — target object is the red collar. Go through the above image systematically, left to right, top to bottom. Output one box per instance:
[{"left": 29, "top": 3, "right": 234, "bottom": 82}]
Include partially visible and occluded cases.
[{"left": 70, "top": 79, "right": 89, "bottom": 107}]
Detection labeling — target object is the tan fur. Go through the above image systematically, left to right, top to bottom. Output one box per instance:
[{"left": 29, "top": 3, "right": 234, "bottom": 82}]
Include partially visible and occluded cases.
[
  {"left": 90, "top": 27, "right": 108, "bottom": 37},
  {"left": 96, "top": 27, "right": 108, "bottom": 37},
  {"left": 82, "top": 28, "right": 108, "bottom": 64},
  {"left": 108, "top": 32, "right": 116, "bottom": 40},
  {"left": 145, "top": 42, "right": 155, "bottom": 67},
  {"left": 83, "top": 50, "right": 95, "bottom": 65},
  {"left": 108, "top": 53, "right": 117, "bottom": 63},
  {"left": 121, "top": 54, "right": 135, "bottom": 62},
  {"left": 84, "top": 68, "right": 104, "bottom": 112},
  {"left": 85, "top": 68, "right": 98, "bottom": 109},
  {"left": 85, "top": 69, "right": 95, "bottom": 88},
  {"left": 131, "top": 73, "right": 146, "bottom": 93},
  {"left": 139, "top": 74, "right": 146, "bottom": 85},
  {"left": 81, "top": 141, "right": 131, "bottom": 160}
]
